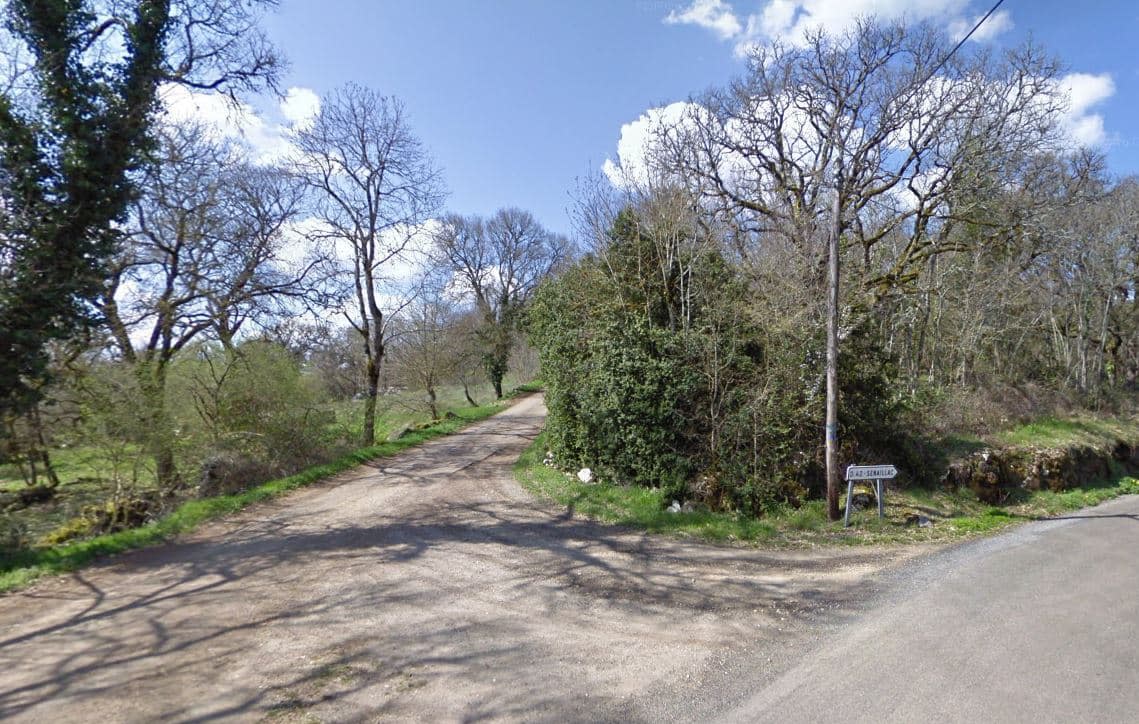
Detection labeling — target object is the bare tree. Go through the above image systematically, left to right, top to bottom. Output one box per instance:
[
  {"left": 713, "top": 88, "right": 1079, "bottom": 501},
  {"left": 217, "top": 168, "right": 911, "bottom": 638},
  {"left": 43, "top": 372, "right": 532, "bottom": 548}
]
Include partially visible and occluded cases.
[
  {"left": 0, "top": 0, "right": 284, "bottom": 416},
  {"left": 653, "top": 18, "right": 1065, "bottom": 519},
  {"left": 293, "top": 84, "right": 445, "bottom": 445},
  {"left": 100, "top": 122, "right": 314, "bottom": 488},
  {"left": 210, "top": 164, "right": 325, "bottom": 348},
  {"left": 573, "top": 171, "right": 717, "bottom": 334},
  {"left": 1036, "top": 173, "right": 1139, "bottom": 396},
  {"left": 433, "top": 208, "right": 570, "bottom": 398},
  {"left": 389, "top": 293, "right": 460, "bottom": 420}
]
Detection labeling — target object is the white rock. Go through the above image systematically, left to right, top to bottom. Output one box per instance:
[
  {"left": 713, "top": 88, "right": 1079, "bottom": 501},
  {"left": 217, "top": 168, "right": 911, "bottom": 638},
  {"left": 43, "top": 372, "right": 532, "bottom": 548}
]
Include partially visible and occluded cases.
[{"left": 577, "top": 468, "right": 593, "bottom": 484}]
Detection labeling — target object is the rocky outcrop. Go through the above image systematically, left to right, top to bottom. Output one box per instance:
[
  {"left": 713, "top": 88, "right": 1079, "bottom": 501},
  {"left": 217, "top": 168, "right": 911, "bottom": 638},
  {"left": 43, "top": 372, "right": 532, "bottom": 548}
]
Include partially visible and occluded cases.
[
  {"left": 943, "top": 440, "right": 1139, "bottom": 504},
  {"left": 197, "top": 453, "right": 275, "bottom": 498}
]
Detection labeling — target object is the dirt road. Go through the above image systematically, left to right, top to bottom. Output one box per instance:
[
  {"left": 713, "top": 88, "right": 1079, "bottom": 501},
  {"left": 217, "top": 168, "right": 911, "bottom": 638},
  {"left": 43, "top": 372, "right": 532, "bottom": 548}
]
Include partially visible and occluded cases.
[{"left": 0, "top": 395, "right": 925, "bottom": 722}]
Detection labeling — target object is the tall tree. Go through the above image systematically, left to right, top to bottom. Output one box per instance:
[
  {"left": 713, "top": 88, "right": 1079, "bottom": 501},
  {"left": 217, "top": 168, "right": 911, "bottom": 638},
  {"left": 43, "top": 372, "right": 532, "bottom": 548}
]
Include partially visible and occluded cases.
[
  {"left": 0, "top": 0, "right": 282, "bottom": 415},
  {"left": 654, "top": 18, "right": 1064, "bottom": 519},
  {"left": 293, "top": 84, "right": 444, "bottom": 445},
  {"left": 101, "top": 122, "right": 310, "bottom": 488},
  {"left": 433, "top": 208, "right": 570, "bottom": 398}
]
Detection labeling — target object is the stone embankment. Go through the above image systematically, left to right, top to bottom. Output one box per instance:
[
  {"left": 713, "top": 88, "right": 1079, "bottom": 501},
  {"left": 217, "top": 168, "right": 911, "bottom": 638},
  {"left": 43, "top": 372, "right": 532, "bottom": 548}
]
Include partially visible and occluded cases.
[{"left": 943, "top": 439, "right": 1139, "bottom": 503}]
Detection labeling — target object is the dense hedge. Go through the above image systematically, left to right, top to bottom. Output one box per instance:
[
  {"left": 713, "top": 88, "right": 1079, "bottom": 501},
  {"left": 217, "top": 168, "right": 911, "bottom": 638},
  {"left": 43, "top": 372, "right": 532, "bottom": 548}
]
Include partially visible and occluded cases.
[{"left": 527, "top": 208, "right": 913, "bottom": 515}]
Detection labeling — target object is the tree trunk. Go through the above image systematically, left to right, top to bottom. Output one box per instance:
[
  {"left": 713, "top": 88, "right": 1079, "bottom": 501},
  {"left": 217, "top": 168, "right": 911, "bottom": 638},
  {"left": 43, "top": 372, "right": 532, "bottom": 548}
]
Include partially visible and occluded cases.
[
  {"left": 361, "top": 312, "right": 386, "bottom": 446},
  {"left": 486, "top": 341, "right": 508, "bottom": 401},
  {"left": 362, "top": 354, "right": 379, "bottom": 446},
  {"left": 138, "top": 361, "right": 179, "bottom": 491},
  {"left": 462, "top": 380, "right": 477, "bottom": 407},
  {"left": 427, "top": 386, "right": 438, "bottom": 420},
  {"left": 30, "top": 406, "right": 61, "bottom": 489},
  {"left": 155, "top": 444, "right": 178, "bottom": 492}
]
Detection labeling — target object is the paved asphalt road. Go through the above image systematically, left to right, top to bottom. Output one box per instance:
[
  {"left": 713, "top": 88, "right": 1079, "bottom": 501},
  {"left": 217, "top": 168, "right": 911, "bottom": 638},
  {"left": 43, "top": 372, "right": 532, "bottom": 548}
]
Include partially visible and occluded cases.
[
  {"left": 0, "top": 393, "right": 1136, "bottom": 722},
  {"left": 717, "top": 493, "right": 1139, "bottom": 723}
]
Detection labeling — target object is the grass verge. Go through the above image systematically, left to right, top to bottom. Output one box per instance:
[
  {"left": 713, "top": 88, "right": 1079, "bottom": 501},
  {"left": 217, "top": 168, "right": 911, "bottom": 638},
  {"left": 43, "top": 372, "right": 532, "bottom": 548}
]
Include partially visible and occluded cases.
[
  {"left": 509, "top": 380, "right": 544, "bottom": 395},
  {"left": 0, "top": 401, "right": 508, "bottom": 593},
  {"left": 991, "top": 415, "right": 1139, "bottom": 449},
  {"left": 515, "top": 431, "right": 1139, "bottom": 547}
]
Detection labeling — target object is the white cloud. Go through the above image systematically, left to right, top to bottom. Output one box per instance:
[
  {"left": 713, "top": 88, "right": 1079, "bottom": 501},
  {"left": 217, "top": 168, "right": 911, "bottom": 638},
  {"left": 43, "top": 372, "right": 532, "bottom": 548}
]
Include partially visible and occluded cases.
[
  {"left": 664, "top": 0, "right": 742, "bottom": 40},
  {"left": 755, "top": 0, "right": 798, "bottom": 40},
  {"left": 663, "top": 1, "right": 1013, "bottom": 55},
  {"left": 948, "top": 9, "right": 1013, "bottom": 42},
  {"left": 1056, "top": 72, "right": 1115, "bottom": 147},
  {"left": 1063, "top": 72, "right": 1115, "bottom": 117},
  {"left": 158, "top": 83, "right": 323, "bottom": 164},
  {"left": 159, "top": 83, "right": 263, "bottom": 136},
  {"left": 280, "top": 87, "right": 321, "bottom": 131},
  {"left": 603, "top": 96, "right": 850, "bottom": 197},
  {"left": 602, "top": 102, "right": 696, "bottom": 188},
  {"left": 277, "top": 216, "right": 328, "bottom": 273},
  {"left": 279, "top": 216, "right": 443, "bottom": 322},
  {"left": 290, "top": 216, "right": 441, "bottom": 284}
]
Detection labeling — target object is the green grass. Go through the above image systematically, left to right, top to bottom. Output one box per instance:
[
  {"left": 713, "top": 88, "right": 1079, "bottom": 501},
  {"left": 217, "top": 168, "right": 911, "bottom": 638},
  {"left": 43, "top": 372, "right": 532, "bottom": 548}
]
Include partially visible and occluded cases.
[
  {"left": 329, "top": 375, "right": 537, "bottom": 443},
  {"left": 1, "top": 376, "right": 542, "bottom": 543},
  {"left": 510, "top": 380, "right": 544, "bottom": 395},
  {"left": 0, "top": 401, "right": 506, "bottom": 593},
  {"left": 992, "top": 416, "right": 1139, "bottom": 449},
  {"left": 515, "top": 432, "right": 1139, "bottom": 548},
  {"left": 515, "top": 432, "right": 802, "bottom": 544},
  {"left": 0, "top": 443, "right": 142, "bottom": 492}
]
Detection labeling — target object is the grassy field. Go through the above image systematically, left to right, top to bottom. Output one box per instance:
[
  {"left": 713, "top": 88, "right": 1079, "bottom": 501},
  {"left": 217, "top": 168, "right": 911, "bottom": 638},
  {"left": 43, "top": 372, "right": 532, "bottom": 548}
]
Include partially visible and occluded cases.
[
  {"left": 0, "top": 375, "right": 533, "bottom": 544},
  {"left": 514, "top": 427, "right": 1139, "bottom": 548}
]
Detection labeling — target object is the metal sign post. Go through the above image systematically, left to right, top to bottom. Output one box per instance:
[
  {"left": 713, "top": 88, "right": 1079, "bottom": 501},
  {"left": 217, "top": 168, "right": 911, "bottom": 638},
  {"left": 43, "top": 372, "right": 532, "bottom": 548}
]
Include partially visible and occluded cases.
[{"left": 844, "top": 465, "right": 898, "bottom": 527}]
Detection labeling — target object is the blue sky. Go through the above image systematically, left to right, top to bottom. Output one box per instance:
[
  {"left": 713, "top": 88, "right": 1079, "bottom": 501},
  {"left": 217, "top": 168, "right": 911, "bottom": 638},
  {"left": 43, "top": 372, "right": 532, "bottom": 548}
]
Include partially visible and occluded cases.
[{"left": 236, "top": 0, "right": 1139, "bottom": 236}]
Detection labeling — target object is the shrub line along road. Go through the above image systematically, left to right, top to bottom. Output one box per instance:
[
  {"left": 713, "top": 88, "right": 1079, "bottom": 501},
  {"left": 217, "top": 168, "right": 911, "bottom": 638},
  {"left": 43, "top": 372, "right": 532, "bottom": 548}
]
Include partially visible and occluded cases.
[{"left": 0, "top": 394, "right": 1136, "bottom": 722}]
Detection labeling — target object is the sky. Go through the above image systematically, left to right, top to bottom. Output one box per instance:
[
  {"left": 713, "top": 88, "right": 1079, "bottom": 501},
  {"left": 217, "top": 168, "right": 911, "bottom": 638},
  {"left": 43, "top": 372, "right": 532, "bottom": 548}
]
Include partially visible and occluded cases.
[{"left": 183, "top": 0, "right": 1139, "bottom": 237}]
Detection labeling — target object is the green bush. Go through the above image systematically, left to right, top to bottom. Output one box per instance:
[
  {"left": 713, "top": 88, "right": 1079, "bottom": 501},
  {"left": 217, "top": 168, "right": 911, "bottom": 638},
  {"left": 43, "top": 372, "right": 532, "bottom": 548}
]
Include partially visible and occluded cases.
[
  {"left": 529, "top": 206, "right": 914, "bottom": 516},
  {"left": 576, "top": 317, "right": 697, "bottom": 494},
  {"left": 176, "top": 340, "right": 342, "bottom": 474}
]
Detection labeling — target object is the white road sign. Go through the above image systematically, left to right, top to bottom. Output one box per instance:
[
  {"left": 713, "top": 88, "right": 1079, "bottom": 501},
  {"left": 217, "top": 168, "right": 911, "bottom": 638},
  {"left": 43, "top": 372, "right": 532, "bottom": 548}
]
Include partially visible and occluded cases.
[{"left": 845, "top": 464, "right": 898, "bottom": 481}]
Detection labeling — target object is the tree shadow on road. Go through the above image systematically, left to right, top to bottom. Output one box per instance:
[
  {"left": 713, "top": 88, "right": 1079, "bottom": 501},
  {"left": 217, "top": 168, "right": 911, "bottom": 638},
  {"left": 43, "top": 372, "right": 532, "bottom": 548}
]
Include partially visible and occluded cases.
[{"left": 0, "top": 464, "right": 887, "bottom": 721}]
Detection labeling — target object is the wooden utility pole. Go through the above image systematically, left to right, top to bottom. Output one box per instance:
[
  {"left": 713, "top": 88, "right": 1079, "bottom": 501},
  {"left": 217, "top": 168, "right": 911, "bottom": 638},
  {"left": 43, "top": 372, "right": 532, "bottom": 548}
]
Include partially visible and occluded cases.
[{"left": 826, "top": 163, "right": 843, "bottom": 521}]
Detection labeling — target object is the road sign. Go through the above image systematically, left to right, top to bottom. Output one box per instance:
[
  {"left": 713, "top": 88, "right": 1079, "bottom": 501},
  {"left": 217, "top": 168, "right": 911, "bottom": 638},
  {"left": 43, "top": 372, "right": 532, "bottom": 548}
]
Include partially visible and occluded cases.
[
  {"left": 844, "top": 464, "right": 897, "bottom": 527},
  {"left": 845, "top": 464, "right": 897, "bottom": 481}
]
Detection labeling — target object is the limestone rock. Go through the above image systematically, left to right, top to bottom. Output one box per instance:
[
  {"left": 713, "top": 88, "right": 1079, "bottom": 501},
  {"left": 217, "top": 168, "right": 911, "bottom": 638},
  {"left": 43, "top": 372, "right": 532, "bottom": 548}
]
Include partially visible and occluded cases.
[
  {"left": 386, "top": 424, "right": 411, "bottom": 442},
  {"left": 943, "top": 439, "right": 1133, "bottom": 504},
  {"left": 198, "top": 453, "right": 273, "bottom": 498},
  {"left": 846, "top": 484, "right": 877, "bottom": 511}
]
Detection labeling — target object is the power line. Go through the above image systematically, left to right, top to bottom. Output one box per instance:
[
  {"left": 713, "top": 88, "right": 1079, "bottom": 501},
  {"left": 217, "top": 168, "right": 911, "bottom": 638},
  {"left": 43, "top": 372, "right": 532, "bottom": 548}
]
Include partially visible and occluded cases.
[
  {"left": 823, "top": 0, "right": 1009, "bottom": 521},
  {"left": 923, "top": 0, "right": 1009, "bottom": 84}
]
